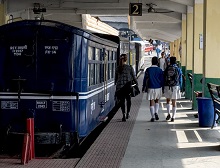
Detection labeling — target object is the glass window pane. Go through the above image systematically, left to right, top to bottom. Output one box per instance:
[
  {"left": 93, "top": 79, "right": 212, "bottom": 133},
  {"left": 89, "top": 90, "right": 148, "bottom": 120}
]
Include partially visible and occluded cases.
[
  {"left": 88, "top": 46, "right": 94, "bottom": 60},
  {"left": 95, "top": 49, "right": 100, "bottom": 60},
  {"left": 105, "top": 51, "right": 109, "bottom": 61},
  {"left": 109, "top": 51, "right": 112, "bottom": 60},
  {"left": 113, "top": 52, "right": 115, "bottom": 60},
  {"left": 108, "top": 63, "right": 112, "bottom": 80},
  {"left": 112, "top": 63, "right": 115, "bottom": 78},
  {"left": 88, "top": 64, "right": 95, "bottom": 86},
  {"left": 89, "top": 64, "right": 95, "bottom": 85},
  {"left": 96, "top": 64, "right": 100, "bottom": 84}
]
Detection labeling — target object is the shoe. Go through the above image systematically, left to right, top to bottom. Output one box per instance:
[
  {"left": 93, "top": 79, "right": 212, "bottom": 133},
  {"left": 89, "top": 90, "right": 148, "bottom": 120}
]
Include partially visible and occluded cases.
[
  {"left": 126, "top": 113, "right": 130, "bottom": 119},
  {"left": 155, "top": 113, "right": 159, "bottom": 120},
  {"left": 122, "top": 114, "right": 126, "bottom": 122},
  {"left": 166, "top": 114, "right": 171, "bottom": 120},
  {"left": 194, "top": 114, "right": 198, "bottom": 118},
  {"left": 122, "top": 117, "right": 126, "bottom": 122},
  {"left": 150, "top": 118, "right": 155, "bottom": 122},
  {"left": 171, "top": 118, "right": 174, "bottom": 122}
]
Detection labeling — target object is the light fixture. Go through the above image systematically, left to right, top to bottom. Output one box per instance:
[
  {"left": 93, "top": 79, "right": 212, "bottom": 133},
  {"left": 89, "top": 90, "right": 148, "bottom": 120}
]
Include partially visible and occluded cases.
[{"left": 33, "top": 3, "right": 46, "bottom": 14}]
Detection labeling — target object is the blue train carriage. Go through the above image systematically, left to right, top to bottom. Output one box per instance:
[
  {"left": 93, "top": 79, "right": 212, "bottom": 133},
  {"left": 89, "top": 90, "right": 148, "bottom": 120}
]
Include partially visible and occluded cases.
[{"left": 0, "top": 20, "right": 118, "bottom": 147}]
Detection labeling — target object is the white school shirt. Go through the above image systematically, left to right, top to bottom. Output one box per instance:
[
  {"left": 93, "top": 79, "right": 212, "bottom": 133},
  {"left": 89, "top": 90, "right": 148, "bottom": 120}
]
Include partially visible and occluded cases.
[{"left": 159, "top": 57, "right": 166, "bottom": 71}]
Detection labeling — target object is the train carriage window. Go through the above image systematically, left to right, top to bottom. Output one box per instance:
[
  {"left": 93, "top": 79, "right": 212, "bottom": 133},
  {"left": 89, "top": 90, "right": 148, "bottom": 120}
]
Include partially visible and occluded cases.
[
  {"left": 88, "top": 46, "right": 95, "bottom": 86},
  {"left": 88, "top": 46, "right": 94, "bottom": 60},
  {"left": 95, "top": 48, "right": 101, "bottom": 84},
  {"left": 95, "top": 48, "right": 100, "bottom": 60},
  {"left": 105, "top": 51, "right": 109, "bottom": 81},
  {"left": 108, "top": 51, "right": 111, "bottom": 80},
  {"left": 109, "top": 51, "right": 112, "bottom": 60},
  {"left": 112, "top": 51, "right": 116, "bottom": 60},
  {"left": 113, "top": 51, "right": 117, "bottom": 78},
  {"left": 108, "top": 63, "right": 112, "bottom": 80},
  {"left": 112, "top": 63, "right": 115, "bottom": 79},
  {"left": 88, "top": 64, "right": 95, "bottom": 86},
  {"left": 95, "top": 64, "right": 100, "bottom": 84}
]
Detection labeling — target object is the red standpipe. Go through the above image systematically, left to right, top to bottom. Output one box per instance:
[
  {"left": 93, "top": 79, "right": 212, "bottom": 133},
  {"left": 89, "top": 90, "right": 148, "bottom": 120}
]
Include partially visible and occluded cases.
[{"left": 27, "top": 118, "right": 35, "bottom": 159}]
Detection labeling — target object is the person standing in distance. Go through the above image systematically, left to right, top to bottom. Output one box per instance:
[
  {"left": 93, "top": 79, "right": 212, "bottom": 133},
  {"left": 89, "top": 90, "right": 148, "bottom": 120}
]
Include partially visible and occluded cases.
[
  {"left": 158, "top": 52, "right": 167, "bottom": 71},
  {"left": 115, "top": 54, "right": 138, "bottom": 122},
  {"left": 164, "top": 56, "right": 182, "bottom": 122},
  {"left": 142, "top": 57, "right": 164, "bottom": 122}
]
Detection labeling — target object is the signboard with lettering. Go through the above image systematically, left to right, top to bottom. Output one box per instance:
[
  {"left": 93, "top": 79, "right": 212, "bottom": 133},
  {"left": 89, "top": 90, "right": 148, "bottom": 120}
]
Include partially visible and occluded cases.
[
  {"left": 129, "top": 3, "right": 142, "bottom": 16},
  {"left": 199, "top": 34, "right": 203, "bottom": 50},
  {"left": 9, "top": 42, "right": 33, "bottom": 58},
  {"left": 10, "top": 45, "right": 28, "bottom": 56},
  {"left": 45, "top": 45, "right": 59, "bottom": 55},
  {"left": 36, "top": 100, "right": 47, "bottom": 109},
  {"left": 1, "top": 101, "right": 18, "bottom": 109},
  {"left": 52, "top": 101, "right": 70, "bottom": 112}
]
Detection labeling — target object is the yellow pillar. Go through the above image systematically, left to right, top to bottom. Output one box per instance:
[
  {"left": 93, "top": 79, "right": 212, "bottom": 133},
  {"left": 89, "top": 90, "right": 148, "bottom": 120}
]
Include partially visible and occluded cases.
[
  {"left": 192, "top": 0, "right": 204, "bottom": 109},
  {"left": 203, "top": 0, "right": 220, "bottom": 96},
  {"left": 0, "top": 4, "right": 5, "bottom": 25},
  {"left": 185, "top": 6, "right": 193, "bottom": 99},
  {"left": 180, "top": 14, "right": 186, "bottom": 77},
  {"left": 181, "top": 14, "right": 187, "bottom": 70},
  {"left": 179, "top": 37, "right": 182, "bottom": 62},
  {"left": 176, "top": 38, "right": 181, "bottom": 62},
  {"left": 174, "top": 40, "right": 178, "bottom": 57},
  {"left": 170, "top": 42, "right": 174, "bottom": 56}
]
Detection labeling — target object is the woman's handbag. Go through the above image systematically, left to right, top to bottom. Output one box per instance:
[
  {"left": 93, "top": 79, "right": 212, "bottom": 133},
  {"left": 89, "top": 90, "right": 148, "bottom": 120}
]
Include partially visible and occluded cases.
[{"left": 130, "top": 84, "right": 140, "bottom": 97}]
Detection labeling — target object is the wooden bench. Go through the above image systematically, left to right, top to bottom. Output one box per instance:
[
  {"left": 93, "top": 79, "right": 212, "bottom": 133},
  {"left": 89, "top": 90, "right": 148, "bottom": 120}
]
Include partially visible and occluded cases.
[{"left": 207, "top": 83, "right": 220, "bottom": 128}]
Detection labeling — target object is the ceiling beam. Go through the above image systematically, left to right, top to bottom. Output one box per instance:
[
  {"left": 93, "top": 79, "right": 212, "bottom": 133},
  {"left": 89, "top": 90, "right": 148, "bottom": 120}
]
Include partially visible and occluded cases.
[
  {"left": 61, "top": 0, "right": 187, "bottom": 14},
  {"left": 169, "top": 0, "right": 194, "bottom": 6},
  {"left": 46, "top": 8, "right": 129, "bottom": 15},
  {"left": 132, "top": 13, "right": 181, "bottom": 23},
  {"left": 135, "top": 22, "right": 181, "bottom": 29},
  {"left": 134, "top": 27, "right": 181, "bottom": 40}
]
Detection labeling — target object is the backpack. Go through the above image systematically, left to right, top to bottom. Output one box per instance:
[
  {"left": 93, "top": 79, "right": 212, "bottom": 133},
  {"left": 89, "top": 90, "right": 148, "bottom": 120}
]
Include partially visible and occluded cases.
[{"left": 165, "top": 65, "right": 178, "bottom": 87}]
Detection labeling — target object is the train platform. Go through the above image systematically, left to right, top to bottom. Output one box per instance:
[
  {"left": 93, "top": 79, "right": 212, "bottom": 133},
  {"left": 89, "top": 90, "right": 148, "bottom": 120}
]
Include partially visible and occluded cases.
[{"left": 1, "top": 74, "right": 220, "bottom": 168}]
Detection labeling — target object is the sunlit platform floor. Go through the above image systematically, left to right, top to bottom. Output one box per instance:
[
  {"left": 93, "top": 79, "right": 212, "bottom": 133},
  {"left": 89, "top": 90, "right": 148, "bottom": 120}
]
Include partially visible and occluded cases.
[{"left": 120, "top": 95, "right": 220, "bottom": 168}]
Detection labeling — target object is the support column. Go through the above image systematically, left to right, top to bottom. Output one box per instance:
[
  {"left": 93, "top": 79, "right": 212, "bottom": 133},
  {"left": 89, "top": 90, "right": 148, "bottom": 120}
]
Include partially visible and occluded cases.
[
  {"left": 192, "top": 0, "right": 204, "bottom": 110},
  {"left": 203, "top": 0, "right": 220, "bottom": 97},
  {"left": 0, "top": 4, "right": 5, "bottom": 25},
  {"left": 185, "top": 6, "right": 193, "bottom": 100},
  {"left": 181, "top": 14, "right": 187, "bottom": 86},
  {"left": 179, "top": 37, "right": 182, "bottom": 67},
  {"left": 175, "top": 38, "right": 180, "bottom": 67},
  {"left": 176, "top": 38, "right": 181, "bottom": 65},
  {"left": 174, "top": 39, "right": 178, "bottom": 57},
  {"left": 170, "top": 42, "right": 174, "bottom": 56}
]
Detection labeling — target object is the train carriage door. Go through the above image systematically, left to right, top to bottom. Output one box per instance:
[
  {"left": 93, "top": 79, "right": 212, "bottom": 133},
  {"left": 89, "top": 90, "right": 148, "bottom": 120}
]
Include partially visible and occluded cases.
[{"left": 100, "top": 49, "right": 108, "bottom": 107}]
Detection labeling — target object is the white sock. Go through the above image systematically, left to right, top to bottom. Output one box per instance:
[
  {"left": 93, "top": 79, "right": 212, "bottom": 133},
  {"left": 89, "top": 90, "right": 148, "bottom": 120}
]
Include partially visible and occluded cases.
[
  {"left": 155, "top": 103, "right": 159, "bottom": 114},
  {"left": 166, "top": 104, "right": 170, "bottom": 114},
  {"left": 150, "top": 106, "right": 155, "bottom": 118},
  {"left": 172, "top": 106, "right": 177, "bottom": 119}
]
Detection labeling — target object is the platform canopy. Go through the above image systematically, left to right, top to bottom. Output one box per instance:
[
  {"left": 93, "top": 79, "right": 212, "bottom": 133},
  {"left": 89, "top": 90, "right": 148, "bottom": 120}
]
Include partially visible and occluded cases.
[{"left": 5, "top": 0, "right": 193, "bottom": 42}]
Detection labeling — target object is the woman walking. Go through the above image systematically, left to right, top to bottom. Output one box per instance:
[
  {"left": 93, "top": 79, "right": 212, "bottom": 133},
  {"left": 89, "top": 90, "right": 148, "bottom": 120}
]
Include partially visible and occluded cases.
[{"left": 115, "top": 54, "right": 138, "bottom": 122}]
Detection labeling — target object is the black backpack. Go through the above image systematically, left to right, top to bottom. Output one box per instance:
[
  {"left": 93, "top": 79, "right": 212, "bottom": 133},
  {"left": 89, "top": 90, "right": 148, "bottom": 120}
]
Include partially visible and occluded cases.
[{"left": 165, "top": 65, "right": 179, "bottom": 87}]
